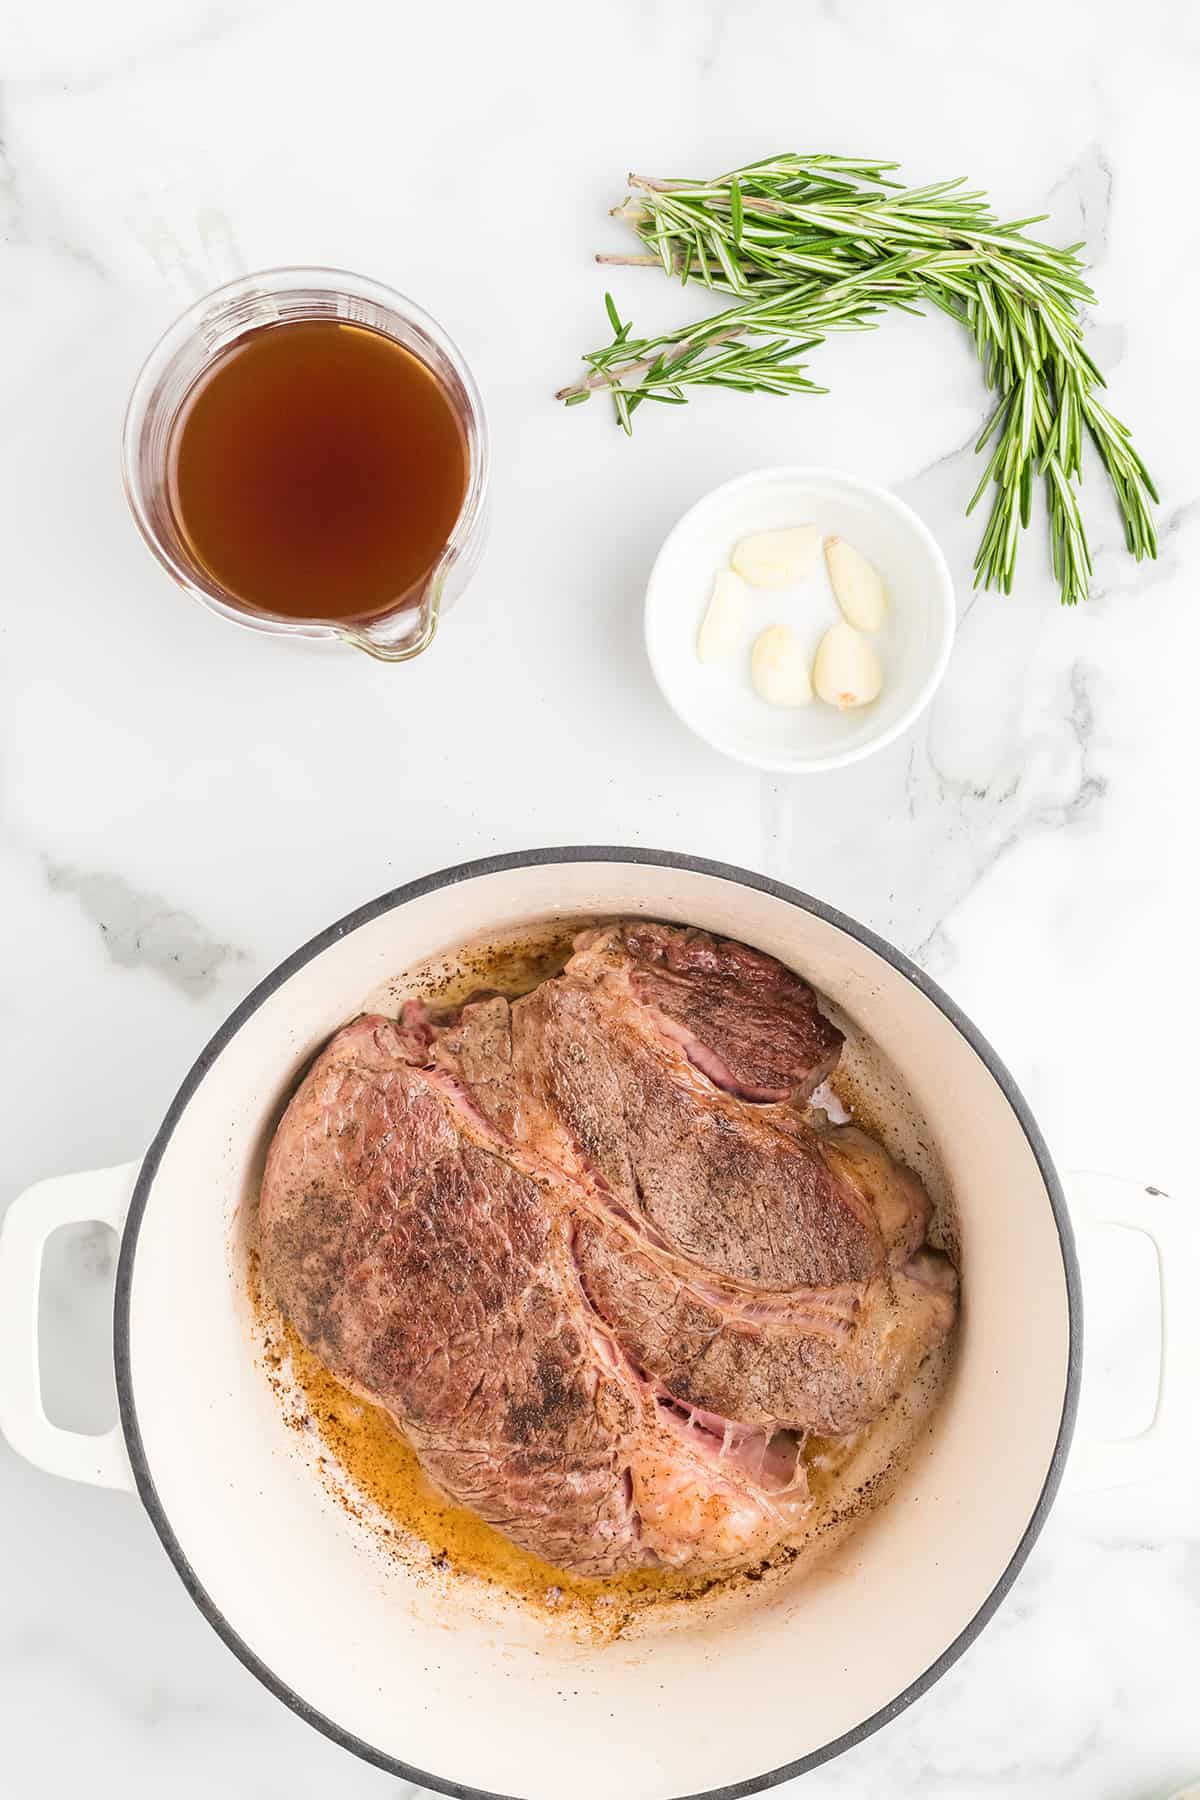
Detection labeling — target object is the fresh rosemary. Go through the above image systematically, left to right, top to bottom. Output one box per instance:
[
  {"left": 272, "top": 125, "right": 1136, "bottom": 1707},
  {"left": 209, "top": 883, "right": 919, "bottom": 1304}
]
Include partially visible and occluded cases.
[{"left": 557, "top": 156, "right": 1157, "bottom": 605}]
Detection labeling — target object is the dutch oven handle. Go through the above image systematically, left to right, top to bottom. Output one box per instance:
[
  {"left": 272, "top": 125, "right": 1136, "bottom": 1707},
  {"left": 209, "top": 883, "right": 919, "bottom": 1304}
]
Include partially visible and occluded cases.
[
  {"left": 2, "top": 1161, "right": 1187, "bottom": 1497},
  {"left": 0, "top": 1162, "right": 139, "bottom": 1491},
  {"left": 1066, "top": 1169, "right": 1200, "bottom": 1492}
]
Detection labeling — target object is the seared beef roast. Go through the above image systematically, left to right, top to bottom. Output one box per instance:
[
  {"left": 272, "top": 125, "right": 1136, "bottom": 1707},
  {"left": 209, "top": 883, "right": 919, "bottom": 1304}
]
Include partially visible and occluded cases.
[
  {"left": 259, "top": 924, "right": 957, "bottom": 1577},
  {"left": 260, "top": 1013, "right": 808, "bottom": 1575}
]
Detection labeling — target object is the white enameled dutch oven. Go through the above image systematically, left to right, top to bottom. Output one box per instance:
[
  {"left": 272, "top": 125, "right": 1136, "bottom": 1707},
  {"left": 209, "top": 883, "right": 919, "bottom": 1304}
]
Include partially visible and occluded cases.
[{"left": 0, "top": 849, "right": 1190, "bottom": 1800}]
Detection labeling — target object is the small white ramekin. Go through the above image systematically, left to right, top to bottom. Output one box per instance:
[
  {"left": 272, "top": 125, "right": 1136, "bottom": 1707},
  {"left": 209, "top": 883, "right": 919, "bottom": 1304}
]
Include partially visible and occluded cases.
[{"left": 644, "top": 465, "right": 956, "bottom": 774}]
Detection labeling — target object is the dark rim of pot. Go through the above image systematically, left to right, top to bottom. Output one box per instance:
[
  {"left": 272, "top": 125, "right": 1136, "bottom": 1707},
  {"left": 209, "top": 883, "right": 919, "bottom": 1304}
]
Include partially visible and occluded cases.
[{"left": 114, "top": 846, "right": 1082, "bottom": 1800}]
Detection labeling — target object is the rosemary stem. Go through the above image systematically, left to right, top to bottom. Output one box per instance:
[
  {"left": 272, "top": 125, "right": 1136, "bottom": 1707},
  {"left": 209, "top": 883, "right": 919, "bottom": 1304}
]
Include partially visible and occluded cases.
[
  {"left": 626, "top": 174, "right": 688, "bottom": 193},
  {"left": 554, "top": 326, "right": 751, "bottom": 402}
]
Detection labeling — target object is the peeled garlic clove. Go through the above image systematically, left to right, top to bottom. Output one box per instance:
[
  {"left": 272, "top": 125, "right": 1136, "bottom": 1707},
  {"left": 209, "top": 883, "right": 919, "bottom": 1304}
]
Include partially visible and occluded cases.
[
  {"left": 731, "top": 526, "right": 820, "bottom": 590},
  {"left": 824, "top": 536, "right": 887, "bottom": 632},
  {"left": 697, "top": 569, "right": 748, "bottom": 663},
  {"left": 813, "top": 621, "right": 883, "bottom": 710},
  {"left": 750, "top": 624, "right": 813, "bottom": 708}
]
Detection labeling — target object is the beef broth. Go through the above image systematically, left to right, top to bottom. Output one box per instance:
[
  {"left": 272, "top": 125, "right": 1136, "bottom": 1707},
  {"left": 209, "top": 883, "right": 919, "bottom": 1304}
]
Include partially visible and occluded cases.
[{"left": 167, "top": 319, "right": 468, "bottom": 623}]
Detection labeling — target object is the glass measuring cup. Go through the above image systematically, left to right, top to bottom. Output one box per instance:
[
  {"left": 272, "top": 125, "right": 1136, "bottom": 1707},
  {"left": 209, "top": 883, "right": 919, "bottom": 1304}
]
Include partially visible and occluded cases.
[{"left": 122, "top": 268, "right": 489, "bottom": 662}]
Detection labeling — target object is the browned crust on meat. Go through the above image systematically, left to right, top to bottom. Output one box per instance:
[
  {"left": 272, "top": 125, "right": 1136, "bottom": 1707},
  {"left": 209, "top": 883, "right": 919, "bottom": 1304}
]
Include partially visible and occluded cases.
[
  {"left": 572, "top": 922, "right": 844, "bottom": 1102},
  {"left": 481, "top": 971, "right": 882, "bottom": 1289},
  {"left": 572, "top": 1208, "right": 955, "bottom": 1437}
]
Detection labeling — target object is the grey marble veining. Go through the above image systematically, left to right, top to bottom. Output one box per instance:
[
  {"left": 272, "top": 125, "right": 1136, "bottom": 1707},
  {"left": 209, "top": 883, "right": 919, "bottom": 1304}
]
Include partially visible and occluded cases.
[
  {"left": 1, "top": 0, "right": 1197, "bottom": 1795},
  {"left": 43, "top": 863, "right": 242, "bottom": 995}
]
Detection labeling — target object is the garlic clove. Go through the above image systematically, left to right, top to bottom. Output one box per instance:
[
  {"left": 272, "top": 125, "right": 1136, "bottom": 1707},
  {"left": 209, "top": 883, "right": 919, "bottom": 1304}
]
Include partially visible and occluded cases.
[
  {"left": 731, "top": 526, "right": 821, "bottom": 590},
  {"left": 824, "top": 536, "right": 888, "bottom": 632},
  {"left": 697, "top": 569, "right": 748, "bottom": 663},
  {"left": 813, "top": 621, "right": 883, "bottom": 710},
  {"left": 750, "top": 624, "right": 813, "bottom": 708}
]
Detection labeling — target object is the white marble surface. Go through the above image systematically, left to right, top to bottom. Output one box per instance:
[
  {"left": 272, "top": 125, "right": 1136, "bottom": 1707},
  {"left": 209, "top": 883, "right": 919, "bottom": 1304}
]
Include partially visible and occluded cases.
[{"left": 2, "top": 0, "right": 1198, "bottom": 1793}]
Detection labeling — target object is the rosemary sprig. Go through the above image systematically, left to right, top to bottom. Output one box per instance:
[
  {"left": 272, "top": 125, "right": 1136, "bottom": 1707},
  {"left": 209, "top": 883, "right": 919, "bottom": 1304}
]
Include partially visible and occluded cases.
[{"left": 557, "top": 155, "right": 1157, "bottom": 605}]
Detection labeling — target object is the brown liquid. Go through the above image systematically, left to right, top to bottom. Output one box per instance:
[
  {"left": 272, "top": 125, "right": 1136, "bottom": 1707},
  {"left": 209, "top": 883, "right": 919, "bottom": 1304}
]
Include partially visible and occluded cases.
[
  {"left": 168, "top": 320, "right": 468, "bottom": 623},
  {"left": 253, "top": 1274, "right": 930, "bottom": 1646},
  {"left": 272, "top": 1312, "right": 723, "bottom": 1632}
]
